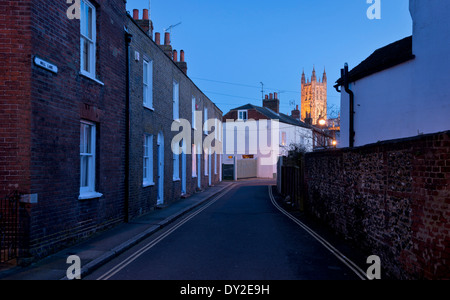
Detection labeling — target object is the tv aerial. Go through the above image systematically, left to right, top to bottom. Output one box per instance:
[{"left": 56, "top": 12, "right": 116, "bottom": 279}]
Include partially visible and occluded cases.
[{"left": 164, "top": 22, "right": 182, "bottom": 34}]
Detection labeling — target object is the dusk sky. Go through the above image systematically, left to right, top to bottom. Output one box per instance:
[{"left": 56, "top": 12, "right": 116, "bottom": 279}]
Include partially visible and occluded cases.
[{"left": 125, "top": 0, "right": 413, "bottom": 117}]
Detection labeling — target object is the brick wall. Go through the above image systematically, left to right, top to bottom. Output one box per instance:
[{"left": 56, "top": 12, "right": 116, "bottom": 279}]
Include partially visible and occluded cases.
[
  {"left": 0, "top": 0, "right": 32, "bottom": 198},
  {"left": 17, "top": 0, "right": 127, "bottom": 260},
  {"left": 127, "top": 15, "right": 222, "bottom": 220},
  {"left": 304, "top": 131, "right": 450, "bottom": 279}
]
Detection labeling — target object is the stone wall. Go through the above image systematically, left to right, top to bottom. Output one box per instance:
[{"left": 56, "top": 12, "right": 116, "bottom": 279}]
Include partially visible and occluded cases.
[{"left": 304, "top": 131, "right": 450, "bottom": 279}]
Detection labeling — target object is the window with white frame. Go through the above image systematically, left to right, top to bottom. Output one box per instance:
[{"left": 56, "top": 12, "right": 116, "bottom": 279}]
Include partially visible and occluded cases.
[
  {"left": 80, "top": 0, "right": 96, "bottom": 78},
  {"left": 143, "top": 59, "right": 153, "bottom": 109},
  {"left": 173, "top": 80, "right": 179, "bottom": 120},
  {"left": 192, "top": 96, "right": 196, "bottom": 129},
  {"left": 203, "top": 107, "right": 208, "bottom": 135},
  {"left": 238, "top": 110, "right": 248, "bottom": 121},
  {"left": 80, "top": 121, "right": 99, "bottom": 198},
  {"left": 281, "top": 131, "right": 287, "bottom": 146},
  {"left": 143, "top": 134, "right": 154, "bottom": 186},
  {"left": 192, "top": 144, "right": 197, "bottom": 177},
  {"left": 204, "top": 147, "right": 208, "bottom": 176},
  {"left": 173, "top": 152, "right": 180, "bottom": 181},
  {"left": 214, "top": 152, "right": 217, "bottom": 174}
]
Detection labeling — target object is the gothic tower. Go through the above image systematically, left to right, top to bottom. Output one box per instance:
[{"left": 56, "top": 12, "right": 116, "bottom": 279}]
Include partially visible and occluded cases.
[{"left": 301, "top": 67, "right": 327, "bottom": 125}]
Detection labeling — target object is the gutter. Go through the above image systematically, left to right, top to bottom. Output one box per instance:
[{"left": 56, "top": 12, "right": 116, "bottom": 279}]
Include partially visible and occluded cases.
[
  {"left": 125, "top": 28, "right": 133, "bottom": 222},
  {"left": 335, "top": 63, "right": 355, "bottom": 148},
  {"left": 343, "top": 63, "right": 355, "bottom": 148}
]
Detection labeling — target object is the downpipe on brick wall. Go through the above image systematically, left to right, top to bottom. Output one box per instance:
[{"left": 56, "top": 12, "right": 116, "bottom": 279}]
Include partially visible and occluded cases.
[
  {"left": 125, "top": 28, "right": 133, "bottom": 223},
  {"left": 335, "top": 63, "right": 355, "bottom": 148}
]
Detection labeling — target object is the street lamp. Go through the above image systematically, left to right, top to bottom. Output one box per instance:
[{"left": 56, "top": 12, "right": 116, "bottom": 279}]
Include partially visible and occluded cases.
[{"left": 318, "top": 116, "right": 326, "bottom": 127}]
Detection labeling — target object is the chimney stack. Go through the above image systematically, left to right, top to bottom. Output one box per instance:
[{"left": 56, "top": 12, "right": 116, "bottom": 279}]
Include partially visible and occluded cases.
[
  {"left": 133, "top": 9, "right": 153, "bottom": 38},
  {"left": 133, "top": 9, "right": 139, "bottom": 20},
  {"left": 143, "top": 9, "right": 149, "bottom": 20},
  {"left": 155, "top": 32, "right": 160, "bottom": 45},
  {"left": 159, "top": 32, "right": 173, "bottom": 58},
  {"left": 164, "top": 32, "right": 171, "bottom": 45},
  {"left": 173, "top": 50, "right": 178, "bottom": 62},
  {"left": 175, "top": 50, "right": 188, "bottom": 74},
  {"left": 263, "top": 93, "right": 280, "bottom": 114},
  {"left": 291, "top": 105, "right": 300, "bottom": 120}
]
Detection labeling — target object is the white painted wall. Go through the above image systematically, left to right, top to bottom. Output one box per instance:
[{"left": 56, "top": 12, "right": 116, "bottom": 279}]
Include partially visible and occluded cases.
[
  {"left": 339, "top": 0, "right": 450, "bottom": 147},
  {"left": 222, "top": 119, "right": 312, "bottom": 178}
]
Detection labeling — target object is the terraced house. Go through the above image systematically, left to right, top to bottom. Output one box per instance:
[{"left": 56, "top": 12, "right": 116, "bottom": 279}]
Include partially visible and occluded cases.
[{"left": 0, "top": 0, "right": 221, "bottom": 264}]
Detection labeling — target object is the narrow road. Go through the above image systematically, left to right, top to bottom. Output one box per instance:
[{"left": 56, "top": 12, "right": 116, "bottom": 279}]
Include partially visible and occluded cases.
[{"left": 86, "top": 181, "right": 363, "bottom": 280}]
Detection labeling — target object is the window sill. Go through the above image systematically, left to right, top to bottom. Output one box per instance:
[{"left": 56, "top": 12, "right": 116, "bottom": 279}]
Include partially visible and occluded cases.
[
  {"left": 80, "top": 71, "right": 104, "bottom": 86},
  {"left": 144, "top": 105, "right": 154, "bottom": 111},
  {"left": 192, "top": 175, "right": 197, "bottom": 178},
  {"left": 173, "top": 178, "right": 180, "bottom": 182},
  {"left": 143, "top": 181, "right": 155, "bottom": 188},
  {"left": 78, "top": 191, "right": 103, "bottom": 200}
]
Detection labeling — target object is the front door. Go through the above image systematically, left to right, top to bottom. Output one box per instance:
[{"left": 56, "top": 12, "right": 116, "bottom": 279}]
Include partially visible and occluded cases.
[
  {"left": 157, "top": 132, "right": 164, "bottom": 205},
  {"left": 181, "top": 140, "right": 186, "bottom": 195}
]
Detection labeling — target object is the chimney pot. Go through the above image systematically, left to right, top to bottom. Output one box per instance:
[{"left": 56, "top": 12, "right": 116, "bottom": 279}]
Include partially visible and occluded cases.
[
  {"left": 133, "top": 9, "right": 139, "bottom": 20},
  {"left": 143, "top": 9, "right": 149, "bottom": 20},
  {"left": 155, "top": 32, "right": 160, "bottom": 45},
  {"left": 164, "top": 32, "right": 171, "bottom": 45},
  {"left": 173, "top": 50, "right": 178, "bottom": 62},
  {"left": 180, "top": 50, "right": 185, "bottom": 62},
  {"left": 274, "top": 92, "right": 278, "bottom": 99},
  {"left": 269, "top": 93, "right": 273, "bottom": 100},
  {"left": 265, "top": 95, "right": 268, "bottom": 100},
  {"left": 296, "top": 105, "right": 299, "bottom": 110}
]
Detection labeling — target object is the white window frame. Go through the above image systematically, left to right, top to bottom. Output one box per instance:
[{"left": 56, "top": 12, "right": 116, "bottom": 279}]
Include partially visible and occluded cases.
[
  {"left": 80, "top": 0, "right": 96, "bottom": 80},
  {"left": 143, "top": 59, "right": 153, "bottom": 110},
  {"left": 173, "top": 80, "right": 179, "bottom": 121},
  {"left": 192, "top": 96, "right": 196, "bottom": 129},
  {"left": 203, "top": 107, "right": 208, "bottom": 135},
  {"left": 238, "top": 110, "right": 248, "bottom": 121},
  {"left": 79, "top": 121, "right": 102, "bottom": 200},
  {"left": 281, "top": 131, "right": 287, "bottom": 146},
  {"left": 143, "top": 134, "right": 154, "bottom": 187},
  {"left": 192, "top": 144, "right": 197, "bottom": 178},
  {"left": 204, "top": 147, "right": 209, "bottom": 176},
  {"left": 173, "top": 152, "right": 180, "bottom": 181},
  {"left": 214, "top": 152, "right": 217, "bottom": 174}
]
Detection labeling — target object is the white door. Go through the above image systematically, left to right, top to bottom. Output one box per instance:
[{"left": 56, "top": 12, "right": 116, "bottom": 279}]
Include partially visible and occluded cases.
[
  {"left": 157, "top": 132, "right": 164, "bottom": 205},
  {"left": 181, "top": 140, "right": 186, "bottom": 195},
  {"left": 197, "top": 144, "right": 201, "bottom": 189},
  {"left": 208, "top": 147, "right": 212, "bottom": 186}
]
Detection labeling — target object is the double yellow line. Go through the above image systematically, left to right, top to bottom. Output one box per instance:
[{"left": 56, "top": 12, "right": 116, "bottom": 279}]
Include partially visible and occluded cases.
[
  {"left": 96, "top": 184, "right": 236, "bottom": 280},
  {"left": 268, "top": 185, "right": 368, "bottom": 280}
]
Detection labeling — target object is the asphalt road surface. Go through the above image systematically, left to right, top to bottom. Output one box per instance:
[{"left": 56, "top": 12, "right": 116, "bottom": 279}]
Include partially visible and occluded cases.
[{"left": 86, "top": 181, "right": 363, "bottom": 280}]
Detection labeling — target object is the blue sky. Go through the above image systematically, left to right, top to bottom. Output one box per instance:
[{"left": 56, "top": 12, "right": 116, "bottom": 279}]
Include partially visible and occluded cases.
[{"left": 126, "top": 0, "right": 412, "bottom": 117}]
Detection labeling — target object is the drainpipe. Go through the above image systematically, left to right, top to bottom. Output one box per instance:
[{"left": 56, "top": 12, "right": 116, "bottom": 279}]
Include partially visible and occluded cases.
[
  {"left": 125, "top": 28, "right": 133, "bottom": 222},
  {"left": 343, "top": 63, "right": 355, "bottom": 148}
]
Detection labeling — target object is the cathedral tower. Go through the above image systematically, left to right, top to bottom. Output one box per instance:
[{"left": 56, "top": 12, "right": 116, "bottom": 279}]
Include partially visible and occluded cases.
[{"left": 301, "top": 67, "right": 327, "bottom": 125}]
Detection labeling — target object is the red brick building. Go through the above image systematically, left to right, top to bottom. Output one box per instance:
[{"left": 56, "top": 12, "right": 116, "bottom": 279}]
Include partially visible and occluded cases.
[
  {"left": 1, "top": 0, "right": 128, "bottom": 261},
  {"left": 1, "top": 1, "right": 223, "bottom": 263}
]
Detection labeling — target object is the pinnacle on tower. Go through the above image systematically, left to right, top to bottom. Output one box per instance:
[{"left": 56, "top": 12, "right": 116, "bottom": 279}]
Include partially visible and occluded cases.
[
  {"left": 311, "top": 66, "right": 317, "bottom": 82},
  {"left": 322, "top": 67, "right": 327, "bottom": 83},
  {"left": 301, "top": 69, "right": 306, "bottom": 85}
]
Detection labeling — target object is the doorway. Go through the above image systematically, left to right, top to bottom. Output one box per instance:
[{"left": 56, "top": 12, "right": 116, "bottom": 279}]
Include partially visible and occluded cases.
[{"left": 157, "top": 132, "right": 164, "bottom": 205}]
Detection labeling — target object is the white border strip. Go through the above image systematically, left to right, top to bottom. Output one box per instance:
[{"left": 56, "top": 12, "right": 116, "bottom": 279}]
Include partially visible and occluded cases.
[{"left": 268, "top": 185, "right": 368, "bottom": 280}]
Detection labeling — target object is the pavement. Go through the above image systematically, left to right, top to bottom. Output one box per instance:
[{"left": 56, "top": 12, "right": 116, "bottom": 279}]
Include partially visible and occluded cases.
[{"left": 0, "top": 181, "right": 234, "bottom": 280}]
